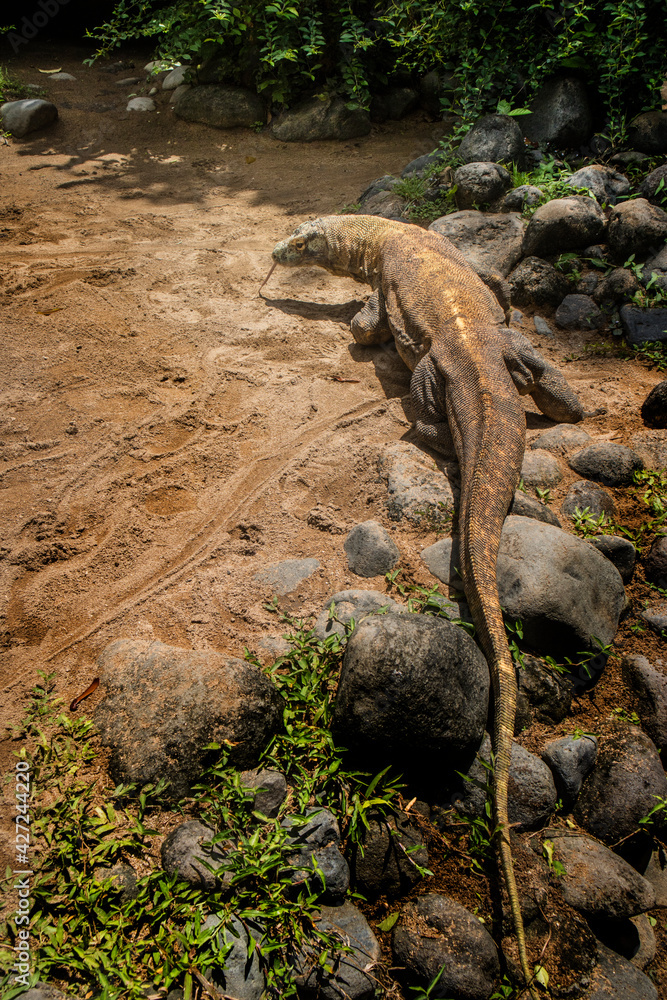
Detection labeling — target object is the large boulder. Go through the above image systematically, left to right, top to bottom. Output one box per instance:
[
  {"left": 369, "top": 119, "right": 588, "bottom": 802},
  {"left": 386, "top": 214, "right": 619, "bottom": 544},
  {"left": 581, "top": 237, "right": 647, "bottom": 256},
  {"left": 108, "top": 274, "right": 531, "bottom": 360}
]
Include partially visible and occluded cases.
[
  {"left": 522, "top": 76, "right": 592, "bottom": 147},
  {"left": 173, "top": 85, "right": 265, "bottom": 128},
  {"left": 270, "top": 95, "right": 370, "bottom": 141},
  {"left": 0, "top": 98, "right": 58, "bottom": 137},
  {"left": 627, "top": 112, "right": 667, "bottom": 154},
  {"left": 458, "top": 113, "right": 525, "bottom": 165},
  {"left": 453, "top": 162, "right": 512, "bottom": 209},
  {"left": 567, "top": 165, "right": 631, "bottom": 205},
  {"left": 522, "top": 196, "right": 607, "bottom": 257},
  {"left": 607, "top": 198, "right": 667, "bottom": 262},
  {"left": 429, "top": 210, "right": 525, "bottom": 278},
  {"left": 508, "top": 256, "right": 570, "bottom": 308},
  {"left": 421, "top": 516, "right": 625, "bottom": 659},
  {"left": 333, "top": 614, "right": 489, "bottom": 767},
  {"left": 94, "top": 639, "right": 283, "bottom": 798},
  {"left": 622, "top": 655, "right": 667, "bottom": 755},
  {"left": 574, "top": 726, "right": 667, "bottom": 844},
  {"left": 547, "top": 833, "right": 656, "bottom": 919},
  {"left": 392, "top": 895, "right": 500, "bottom": 1000},
  {"left": 294, "top": 902, "right": 381, "bottom": 1000},
  {"left": 588, "top": 942, "right": 658, "bottom": 999}
]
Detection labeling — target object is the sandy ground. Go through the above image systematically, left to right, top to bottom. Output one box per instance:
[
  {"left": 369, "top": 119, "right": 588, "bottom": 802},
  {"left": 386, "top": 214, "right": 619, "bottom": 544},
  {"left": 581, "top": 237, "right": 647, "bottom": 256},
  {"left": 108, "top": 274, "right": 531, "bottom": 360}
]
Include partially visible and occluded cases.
[{"left": 1, "top": 41, "right": 666, "bottom": 993}]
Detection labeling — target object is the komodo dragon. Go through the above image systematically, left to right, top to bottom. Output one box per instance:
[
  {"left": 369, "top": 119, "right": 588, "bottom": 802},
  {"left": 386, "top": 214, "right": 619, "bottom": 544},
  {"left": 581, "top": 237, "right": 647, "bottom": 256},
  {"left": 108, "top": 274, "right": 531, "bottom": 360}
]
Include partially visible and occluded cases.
[{"left": 267, "top": 214, "right": 584, "bottom": 995}]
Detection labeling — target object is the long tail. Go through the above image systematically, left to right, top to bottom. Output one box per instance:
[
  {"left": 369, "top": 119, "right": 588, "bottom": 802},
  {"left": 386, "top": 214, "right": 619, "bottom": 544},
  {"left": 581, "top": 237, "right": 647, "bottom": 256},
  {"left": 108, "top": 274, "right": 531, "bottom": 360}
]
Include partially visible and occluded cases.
[{"left": 447, "top": 381, "right": 539, "bottom": 997}]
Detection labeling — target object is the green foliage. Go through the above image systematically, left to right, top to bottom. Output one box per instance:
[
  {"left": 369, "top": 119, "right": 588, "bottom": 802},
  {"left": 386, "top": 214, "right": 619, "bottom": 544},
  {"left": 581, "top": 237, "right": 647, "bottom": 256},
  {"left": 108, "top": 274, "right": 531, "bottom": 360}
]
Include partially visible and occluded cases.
[
  {"left": 88, "top": 0, "right": 667, "bottom": 127},
  {"left": 0, "top": 65, "right": 37, "bottom": 103},
  {"left": 569, "top": 505, "right": 616, "bottom": 538},
  {"left": 0, "top": 621, "right": 406, "bottom": 999},
  {"left": 639, "top": 795, "right": 667, "bottom": 830}
]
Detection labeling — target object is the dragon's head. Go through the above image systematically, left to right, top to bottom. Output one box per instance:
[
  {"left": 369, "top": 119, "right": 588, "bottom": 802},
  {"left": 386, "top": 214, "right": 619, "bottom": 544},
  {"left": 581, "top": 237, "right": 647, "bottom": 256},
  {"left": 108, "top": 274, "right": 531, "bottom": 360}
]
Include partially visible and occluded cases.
[{"left": 271, "top": 219, "right": 330, "bottom": 269}]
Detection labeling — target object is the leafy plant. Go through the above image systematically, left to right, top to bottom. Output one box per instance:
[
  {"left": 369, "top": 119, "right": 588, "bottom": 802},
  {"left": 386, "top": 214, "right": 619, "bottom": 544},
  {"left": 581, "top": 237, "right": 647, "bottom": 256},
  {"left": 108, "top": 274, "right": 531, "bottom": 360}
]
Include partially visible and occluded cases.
[{"left": 569, "top": 506, "right": 616, "bottom": 538}]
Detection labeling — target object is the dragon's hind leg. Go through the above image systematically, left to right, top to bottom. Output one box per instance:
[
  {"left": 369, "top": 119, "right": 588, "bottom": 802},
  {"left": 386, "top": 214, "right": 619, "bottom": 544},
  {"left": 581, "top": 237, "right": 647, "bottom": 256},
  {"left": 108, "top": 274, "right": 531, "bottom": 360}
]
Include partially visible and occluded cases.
[
  {"left": 351, "top": 289, "right": 393, "bottom": 345},
  {"left": 504, "top": 330, "right": 584, "bottom": 423},
  {"left": 409, "top": 354, "right": 457, "bottom": 459}
]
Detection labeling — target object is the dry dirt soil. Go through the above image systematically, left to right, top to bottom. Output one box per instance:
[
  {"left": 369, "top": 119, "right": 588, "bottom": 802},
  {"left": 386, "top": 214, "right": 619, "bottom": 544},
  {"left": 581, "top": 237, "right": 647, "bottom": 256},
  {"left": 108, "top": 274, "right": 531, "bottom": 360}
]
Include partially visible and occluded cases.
[{"left": 1, "top": 41, "right": 667, "bottom": 995}]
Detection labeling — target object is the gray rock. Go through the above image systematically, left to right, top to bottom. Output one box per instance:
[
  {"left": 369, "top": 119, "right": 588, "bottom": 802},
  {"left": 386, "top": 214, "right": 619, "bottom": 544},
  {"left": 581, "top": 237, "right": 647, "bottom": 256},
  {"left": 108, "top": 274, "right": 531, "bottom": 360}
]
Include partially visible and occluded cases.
[
  {"left": 162, "top": 66, "right": 189, "bottom": 89},
  {"left": 47, "top": 72, "right": 77, "bottom": 82},
  {"left": 523, "top": 76, "right": 592, "bottom": 147},
  {"left": 115, "top": 77, "right": 142, "bottom": 86},
  {"left": 169, "top": 84, "right": 191, "bottom": 105},
  {"left": 174, "top": 85, "right": 265, "bottom": 129},
  {"left": 369, "top": 86, "right": 418, "bottom": 122},
  {"left": 271, "top": 96, "right": 370, "bottom": 142},
  {"left": 126, "top": 97, "right": 156, "bottom": 112},
  {"left": 0, "top": 99, "right": 58, "bottom": 137},
  {"left": 628, "top": 112, "right": 667, "bottom": 154},
  {"left": 458, "top": 114, "right": 525, "bottom": 165},
  {"left": 401, "top": 149, "right": 444, "bottom": 178},
  {"left": 610, "top": 150, "right": 652, "bottom": 167},
  {"left": 452, "top": 161, "right": 512, "bottom": 209},
  {"left": 638, "top": 163, "right": 667, "bottom": 204},
  {"left": 567, "top": 165, "right": 631, "bottom": 205},
  {"left": 359, "top": 174, "right": 398, "bottom": 202},
  {"left": 500, "top": 184, "right": 544, "bottom": 212},
  {"left": 360, "top": 189, "right": 407, "bottom": 219},
  {"left": 522, "top": 196, "right": 607, "bottom": 257},
  {"left": 607, "top": 198, "right": 667, "bottom": 262},
  {"left": 429, "top": 210, "right": 524, "bottom": 278},
  {"left": 508, "top": 256, "right": 570, "bottom": 308},
  {"left": 593, "top": 267, "right": 640, "bottom": 306},
  {"left": 577, "top": 272, "right": 599, "bottom": 296},
  {"left": 555, "top": 293, "right": 605, "bottom": 330},
  {"left": 620, "top": 304, "right": 667, "bottom": 344},
  {"left": 533, "top": 315, "right": 555, "bottom": 338},
  {"left": 641, "top": 380, "right": 667, "bottom": 427},
  {"left": 532, "top": 424, "right": 592, "bottom": 456},
  {"left": 630, "top": 430, "right": 667, "bottom": 469},
  {"left": 378, "top": 441, "right": 457, "bottom": 526},
  {"left": 569, "top": 443, "right": 643, "bottom": 487},
  {"left": 520, "top": 448, "right": 563, "bottom": 488},
  {"left": 561, "top": 479, "right": 616, "bottom": 518},
  {"left": 508, "top": 491, "right": 560, "bottom": 527},
  {"left": 421, "top": 516, "right": 625, "bottom": 658},
  {"left": 343, "top": 521, "right": 399, "bottom": 578},
  {"left": 589, "top": 535, "right": 637, "bottom": 583},
  {"left": 644, "top": 535, "right": 667, "bottom": 588},
  {"left": 253, "top": 557, "right": 320, "bottom": 595},
  {"left": 313, "top": 588, "right": 406, "bottom": 642},
  {"left": 640, "top": 600, "right": 667, "bottom": 634},
  {"left": 333, "top": 614, "right": 489, "bottom": 766},
  {"left": 94, "top": 639, "right": 282, "bottom": 798},
  {"left": 517, "top": 655, "right": 574, "bottom": 725},
  {"left": 622, "top": 655, "right": 667, "bottom": 755},
  {"left": 574, "top": 726, "right": 667, "bottom": 843},
  {"left": 453, "top": 733, "right": 557, "bottom": 828},
  {"left": 541, "top": 735, "right": 598, "bottom": 807},
  {"left": 239, "top": 768, "right": 287, "bottom": 817},
  {"left": 283, "top": 808, "right": 349, "bottom": 904},
  {"left": 352, "top": 810, "right": 428, "bottom": 898},
  {"left": 161, "top": 820, "right": 230, "bottom": 890},
  {"left": 548, "top": 834, "right": 655, "bottom": 919},
  {"left": 641, "top": 846, "right": 667, "bottom": 908},
  {"left": 93, "top": 861, "right": 138, "bottom": 901},
  {"left": 392, "top": 894, "right": 500, "bottom": 999},
  {"left": 294, "top": 901, "right": 381, "bottom": 1000},
  {"left": 203, "top": 913, "right": 265, "bottom": 999},
  {"left": 587, "top": 941, "right": 658, "bottom": 999},
  {"left": 10, "top": 987, "right": 69, "bottom": 1000}
]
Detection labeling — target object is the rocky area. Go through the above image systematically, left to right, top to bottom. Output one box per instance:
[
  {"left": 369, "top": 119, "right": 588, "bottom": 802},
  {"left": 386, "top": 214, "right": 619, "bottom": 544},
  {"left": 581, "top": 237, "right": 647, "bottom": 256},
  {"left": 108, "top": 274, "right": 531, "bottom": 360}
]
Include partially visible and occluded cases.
[{"left": 1, "top": 42, "right": 667, "bottom": 1000}]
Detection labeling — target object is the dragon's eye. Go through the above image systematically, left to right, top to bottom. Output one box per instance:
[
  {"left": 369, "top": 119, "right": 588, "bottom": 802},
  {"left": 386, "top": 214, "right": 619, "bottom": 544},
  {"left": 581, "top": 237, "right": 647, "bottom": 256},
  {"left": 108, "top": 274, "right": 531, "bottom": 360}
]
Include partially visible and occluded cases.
[{"left": 294, "top": 237, "right": 306, "bottom": 251}]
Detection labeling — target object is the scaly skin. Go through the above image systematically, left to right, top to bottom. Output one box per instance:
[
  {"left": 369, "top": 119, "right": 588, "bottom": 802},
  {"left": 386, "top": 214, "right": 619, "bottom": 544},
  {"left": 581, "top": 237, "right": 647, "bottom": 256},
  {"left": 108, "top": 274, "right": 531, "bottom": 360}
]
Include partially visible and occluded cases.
[{"left": 270, "top": 215, "right": 584, "bottom": 995}]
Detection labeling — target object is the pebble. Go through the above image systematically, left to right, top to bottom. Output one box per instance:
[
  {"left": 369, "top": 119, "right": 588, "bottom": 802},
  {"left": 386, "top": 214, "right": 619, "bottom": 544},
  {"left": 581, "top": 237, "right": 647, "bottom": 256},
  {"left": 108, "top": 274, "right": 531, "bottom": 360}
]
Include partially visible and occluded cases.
[
  {"left": 126, "top": 97, "right": 156, "bottom": 112},
  {"left": 569, "top": 443, "right": 643, "bottom": 486},
  {"left": 343, "top": 520, "right": 400, "bottom": 577},
  {"left": 541, "top": 734, "right": 598, "bottom": 807},
  {"left": 161, "top": 820, "right": 231, "bottom": 890}
]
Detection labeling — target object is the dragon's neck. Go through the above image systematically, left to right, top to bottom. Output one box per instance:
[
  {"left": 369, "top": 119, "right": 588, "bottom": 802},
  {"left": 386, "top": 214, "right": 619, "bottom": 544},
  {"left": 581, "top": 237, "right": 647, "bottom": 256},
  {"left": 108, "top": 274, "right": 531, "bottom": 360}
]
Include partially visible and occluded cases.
[{"left": 319, "top": 215, "right": 399, "bottom": 283}]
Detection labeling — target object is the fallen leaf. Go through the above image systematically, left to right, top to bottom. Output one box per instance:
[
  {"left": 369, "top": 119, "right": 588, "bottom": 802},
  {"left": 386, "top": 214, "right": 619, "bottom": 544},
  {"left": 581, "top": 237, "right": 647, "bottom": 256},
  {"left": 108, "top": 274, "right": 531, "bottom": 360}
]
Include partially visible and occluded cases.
[
  {"left": 38, "top": 67, "right": 63, "bottom": 74},
  {"left": 245, "top": 155, "right": 256, "bottom": 164},
  {"left": 37, "top": 307, "right": 63, "bottom": 315},
  {"left": 376, "top": 912, "right": 400, "bottom": 933}
]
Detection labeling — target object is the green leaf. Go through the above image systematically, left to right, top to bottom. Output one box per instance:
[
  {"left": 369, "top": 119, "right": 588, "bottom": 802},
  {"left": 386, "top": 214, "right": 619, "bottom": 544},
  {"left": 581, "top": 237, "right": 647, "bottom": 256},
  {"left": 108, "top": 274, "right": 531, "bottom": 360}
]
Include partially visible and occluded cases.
[{"left": 376, "top": 911, "right": 400, "bottom": 932}]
